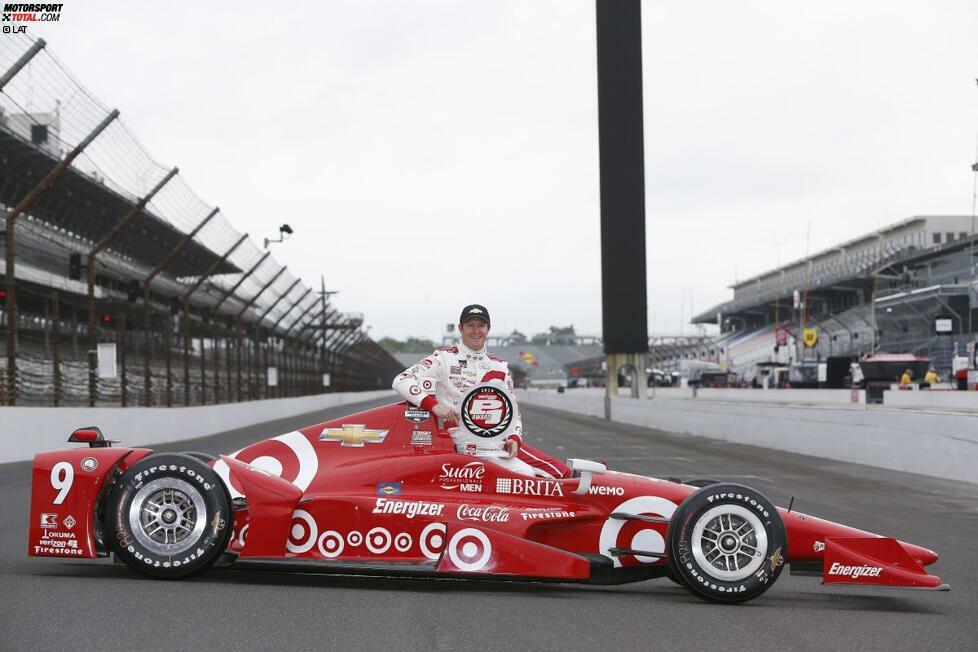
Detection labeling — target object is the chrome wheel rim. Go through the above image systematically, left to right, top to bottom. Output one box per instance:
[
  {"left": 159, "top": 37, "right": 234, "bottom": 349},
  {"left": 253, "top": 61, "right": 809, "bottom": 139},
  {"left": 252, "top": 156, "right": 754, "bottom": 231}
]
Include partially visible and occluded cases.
[
  {"left": 128, "top": 478, "right": 206, "bottom": 556},
  {"left": 690, "top": 504, "right": 768, "bottom": 581}
]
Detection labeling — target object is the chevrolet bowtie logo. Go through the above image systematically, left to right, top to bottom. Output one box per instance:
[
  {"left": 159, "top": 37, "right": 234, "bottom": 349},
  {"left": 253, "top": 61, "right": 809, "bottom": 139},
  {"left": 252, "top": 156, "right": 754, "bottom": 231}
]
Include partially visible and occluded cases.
[{"left": 319, "top": 424, "right": 388, "bottom": 447}]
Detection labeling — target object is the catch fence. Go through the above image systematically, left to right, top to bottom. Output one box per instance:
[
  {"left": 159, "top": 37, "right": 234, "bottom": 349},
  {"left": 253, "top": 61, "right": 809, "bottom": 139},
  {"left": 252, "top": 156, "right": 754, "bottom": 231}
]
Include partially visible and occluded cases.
[{"left": 0, "top": 35, "right": 401, "bottom": 406}]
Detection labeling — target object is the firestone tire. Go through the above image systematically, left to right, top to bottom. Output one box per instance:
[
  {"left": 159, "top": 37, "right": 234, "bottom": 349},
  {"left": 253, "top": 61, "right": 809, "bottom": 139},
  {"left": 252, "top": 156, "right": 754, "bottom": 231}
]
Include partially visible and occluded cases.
[
  {"left": 182, "top": 451, "right": 217, "bottom": 464},
  {"left": 106, "top": 453, "right": 232, "bottom": 579},
  {"left": 684, "top": 478, "right": 720, "bottom": 488},
  {"left": 666, "top": 483, "right": 786, "bottom": 604}
]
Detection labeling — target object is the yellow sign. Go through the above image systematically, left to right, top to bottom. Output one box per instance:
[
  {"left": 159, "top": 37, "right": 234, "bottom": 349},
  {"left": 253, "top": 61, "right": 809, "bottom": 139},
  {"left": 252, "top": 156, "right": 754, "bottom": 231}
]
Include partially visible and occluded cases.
[
  {"left": 802, "top": 328, "right": 818, "bottom": 348},
  {"left": 319, "top": 424, "right": 388, "bottom": 447}
]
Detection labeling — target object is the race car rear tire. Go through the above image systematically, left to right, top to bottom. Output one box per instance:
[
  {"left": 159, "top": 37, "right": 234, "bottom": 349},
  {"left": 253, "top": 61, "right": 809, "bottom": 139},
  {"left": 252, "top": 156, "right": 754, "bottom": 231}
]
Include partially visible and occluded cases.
[
  {"left": 182, "top": 451, "right": 217, "bottom": 464},
  {"left": 106, "top": 453, "right": 233, "bottom": 579},
  {"left": 684, "top": 478, "right": 719, "bottom": 488},
  {"left": 666, "top": 483, "right": 786, "bottom": 604}
]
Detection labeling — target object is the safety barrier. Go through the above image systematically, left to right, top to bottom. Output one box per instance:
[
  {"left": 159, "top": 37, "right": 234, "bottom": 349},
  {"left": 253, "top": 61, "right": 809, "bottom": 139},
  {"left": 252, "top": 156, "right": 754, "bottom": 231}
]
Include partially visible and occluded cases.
[
  {"left": 516, "top": 389, "right": 978, "bottom": 484},
  {"left": 0, "top": 390, "right": 395, "bottom": 464}
]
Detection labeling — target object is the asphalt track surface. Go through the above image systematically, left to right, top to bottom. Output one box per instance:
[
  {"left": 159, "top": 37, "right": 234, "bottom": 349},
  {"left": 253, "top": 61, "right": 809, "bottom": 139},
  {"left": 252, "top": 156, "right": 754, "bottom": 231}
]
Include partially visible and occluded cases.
[{"left": 2, "top": 397, "right": 976, "bottom": 651}]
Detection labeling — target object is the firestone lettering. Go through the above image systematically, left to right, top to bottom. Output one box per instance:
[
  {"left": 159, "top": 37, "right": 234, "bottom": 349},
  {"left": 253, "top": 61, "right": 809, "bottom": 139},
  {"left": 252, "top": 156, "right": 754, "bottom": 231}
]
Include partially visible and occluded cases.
[
  {"left": 134, "top": 464, "right": 211, "bottom": 491},
  {"left": 705, "top": 492, "right": 770, "bottom": 519},
  {"left": 373, "top": 498, "right": 444, "bottom": 519},
  {"left": 520, "top": 510, "right": 575, "bottom": 520},
  {"left": 33, "top": 545, "right": 83, "bottom": 556},
  {"left": 827, "top": 562, "right": 883, "bottom": 579}
]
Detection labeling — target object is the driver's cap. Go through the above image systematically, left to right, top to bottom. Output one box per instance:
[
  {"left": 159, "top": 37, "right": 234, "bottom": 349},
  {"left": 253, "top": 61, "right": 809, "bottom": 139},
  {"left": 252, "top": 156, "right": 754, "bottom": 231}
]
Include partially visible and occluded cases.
[{"left": 459, "top": 304, "right": 490, "bottom": 326}]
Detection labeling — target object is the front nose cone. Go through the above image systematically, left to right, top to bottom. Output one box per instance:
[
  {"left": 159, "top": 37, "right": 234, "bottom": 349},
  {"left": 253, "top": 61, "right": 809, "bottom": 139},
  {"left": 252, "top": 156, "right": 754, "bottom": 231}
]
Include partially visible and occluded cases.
[{"left": 901, "top": 541, "right": 939, "bottom": 566}]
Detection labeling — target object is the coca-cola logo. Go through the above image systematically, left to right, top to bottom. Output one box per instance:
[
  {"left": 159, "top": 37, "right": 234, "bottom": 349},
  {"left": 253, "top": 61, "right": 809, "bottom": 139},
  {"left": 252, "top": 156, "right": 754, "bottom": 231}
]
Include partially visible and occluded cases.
[{"left": 456, "top": 504, "right": 510, "bottom": 523}]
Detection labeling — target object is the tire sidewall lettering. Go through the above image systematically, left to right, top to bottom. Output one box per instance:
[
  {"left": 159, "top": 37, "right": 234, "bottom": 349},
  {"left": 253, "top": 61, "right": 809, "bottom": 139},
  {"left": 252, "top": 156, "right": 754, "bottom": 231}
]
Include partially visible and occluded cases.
[
  {"left": 108, "top": 454, "right": 231, "bottom": 578},
  {"left": 667, "top": 483, "right": 785, "bottom": 603}
]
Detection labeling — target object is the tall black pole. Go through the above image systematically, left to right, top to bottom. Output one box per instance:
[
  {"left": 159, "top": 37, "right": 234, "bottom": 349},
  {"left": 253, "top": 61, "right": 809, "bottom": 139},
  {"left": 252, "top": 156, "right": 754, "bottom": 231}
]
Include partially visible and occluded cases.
[{"left": 596, "top": 0, "right": 649, "bottom": 406}]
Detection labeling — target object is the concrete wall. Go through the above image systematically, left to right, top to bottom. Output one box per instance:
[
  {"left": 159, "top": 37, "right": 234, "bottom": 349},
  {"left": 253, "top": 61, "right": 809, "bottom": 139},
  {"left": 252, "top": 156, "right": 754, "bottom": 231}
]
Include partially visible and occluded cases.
[
  {"left": 541, "top": 387, "right": 865, "bottom": 406},
  {"left": 652, "top": 387, "right": 865, "bottom": 405},
  {"left": 516, "top": 389, "right": 978, "bottom": 485},
  {"left": 883, "top": 389, "right": 978, "bottom": 412},
  {"left": 0, "top": 390, "right": 395, "bottom": 464}
]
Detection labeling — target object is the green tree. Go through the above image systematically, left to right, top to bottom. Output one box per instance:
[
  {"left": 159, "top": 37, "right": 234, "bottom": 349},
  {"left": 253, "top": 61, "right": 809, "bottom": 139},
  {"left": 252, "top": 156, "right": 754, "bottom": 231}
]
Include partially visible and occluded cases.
[
  {"left": 531, "top": 325, "right": 577, "bottom": 345},
  {"left": 509, "top": 330, "right": 528, "bottom": 344},
  {"left": 378, "top": 337, "right": 438, "bottom": 353},
  {"left": 378, "top": 337, "right": 404, "bottom": 353},
  {"left": 403, "top": 337, "right": 437, "bottom": 353}
]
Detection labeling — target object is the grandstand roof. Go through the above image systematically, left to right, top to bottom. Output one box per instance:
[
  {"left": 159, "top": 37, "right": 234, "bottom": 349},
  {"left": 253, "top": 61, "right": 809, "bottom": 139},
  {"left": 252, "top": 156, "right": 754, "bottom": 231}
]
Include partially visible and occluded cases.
[
  {"left": 0, "top": 126, "right": 239, "bottom": 278},
  {"left": 694, "top": 215, "right": 976, "bottom": 324},
  {"left": 729, "top": 216, "right": 970, "bottom": 290}
]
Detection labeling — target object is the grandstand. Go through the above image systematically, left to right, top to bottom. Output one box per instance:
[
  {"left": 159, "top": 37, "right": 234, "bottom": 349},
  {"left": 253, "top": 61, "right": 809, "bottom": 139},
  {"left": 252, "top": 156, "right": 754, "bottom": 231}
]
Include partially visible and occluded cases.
[
  {"left": 0, "top": 35, "right": 401, "bottom": 406},
  {"left": 391, "top": 216, "right": 978, "bottom": 387},
  {"left": 691, "top": 216, "right": 978, "bottom": 379},
  {"left": 392, "top": 340, "right": 604, "bottom": 388}
]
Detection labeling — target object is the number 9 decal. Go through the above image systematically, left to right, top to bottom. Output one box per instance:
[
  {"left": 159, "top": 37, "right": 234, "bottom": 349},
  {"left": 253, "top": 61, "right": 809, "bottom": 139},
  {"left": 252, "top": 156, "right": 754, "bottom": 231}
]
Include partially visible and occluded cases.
[{"left": 50, "top": 462, "right": 74, "bottom": 505}]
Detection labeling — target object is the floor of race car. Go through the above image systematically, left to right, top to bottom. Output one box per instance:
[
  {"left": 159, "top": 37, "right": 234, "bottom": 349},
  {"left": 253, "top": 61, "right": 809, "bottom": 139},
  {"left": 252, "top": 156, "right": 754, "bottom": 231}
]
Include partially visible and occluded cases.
[{"left": 2, "top": 396, "right": 976, "bottom": 651}]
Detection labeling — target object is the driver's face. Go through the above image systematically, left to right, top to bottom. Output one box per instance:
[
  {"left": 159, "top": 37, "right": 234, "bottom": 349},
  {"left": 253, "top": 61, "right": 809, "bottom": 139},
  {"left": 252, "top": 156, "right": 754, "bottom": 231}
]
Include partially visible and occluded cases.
[{"left": 458, "top": 319, "right": 490, "bottom": 350}]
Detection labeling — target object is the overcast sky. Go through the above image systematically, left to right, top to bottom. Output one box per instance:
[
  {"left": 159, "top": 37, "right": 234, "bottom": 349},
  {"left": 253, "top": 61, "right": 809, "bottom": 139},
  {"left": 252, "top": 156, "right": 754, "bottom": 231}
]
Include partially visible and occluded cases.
[{"left": 27, "top": 0, "right": 978, "bottom": 341}]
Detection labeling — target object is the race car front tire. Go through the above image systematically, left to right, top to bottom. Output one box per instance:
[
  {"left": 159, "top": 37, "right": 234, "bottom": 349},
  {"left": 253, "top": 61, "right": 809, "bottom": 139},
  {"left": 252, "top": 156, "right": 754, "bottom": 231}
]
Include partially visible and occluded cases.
[
  {"left": 105, "top": 453, "right": 233, "bottom": 579},
  {"left": 666, "top": 483, "right": 786, "bottom": 603}
]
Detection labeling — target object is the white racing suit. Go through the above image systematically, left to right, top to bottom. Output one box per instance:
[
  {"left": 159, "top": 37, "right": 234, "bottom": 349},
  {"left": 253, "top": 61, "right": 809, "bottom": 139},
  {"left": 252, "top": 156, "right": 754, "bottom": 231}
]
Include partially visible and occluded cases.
[{"left": 392, "top": 343, "right": 568, "bottom": 478}]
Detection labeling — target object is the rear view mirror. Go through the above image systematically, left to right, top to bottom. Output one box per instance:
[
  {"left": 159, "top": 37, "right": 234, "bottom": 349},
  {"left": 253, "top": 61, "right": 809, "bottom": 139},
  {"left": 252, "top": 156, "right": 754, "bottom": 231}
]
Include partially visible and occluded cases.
[{"left": 68, "top": 426, "right": 109, "bottom": 448}]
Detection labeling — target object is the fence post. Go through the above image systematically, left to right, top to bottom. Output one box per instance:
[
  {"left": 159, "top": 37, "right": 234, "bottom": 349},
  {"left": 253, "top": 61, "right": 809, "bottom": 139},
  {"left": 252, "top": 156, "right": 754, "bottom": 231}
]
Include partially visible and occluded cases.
[
  {"left": 5, "top": 108, "right": 120, "bottom": 405},
  {"left": 52, "top": 290, "right": 61, "bottom": 406},
  {"left": 118, "top": 315, "right": 127, "bottom": 407},
  {"left": 200, "top": 332, "right": 207, "bottom": 405}
]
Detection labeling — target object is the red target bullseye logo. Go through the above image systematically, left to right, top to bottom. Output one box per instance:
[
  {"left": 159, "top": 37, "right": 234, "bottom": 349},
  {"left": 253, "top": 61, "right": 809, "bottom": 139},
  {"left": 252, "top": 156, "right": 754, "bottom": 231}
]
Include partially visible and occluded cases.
[
  {"left": 461, "top": 385, "right": 514, "bottom": 438},
  {"left": 214, "top": 431, "right": 318, "bottom": 499},
  {"left": 599, "top": 497, "right": 677, "bottom": 567},
  {"left": 286, "top": 510, "right": 318, "bottom": 554},
  {"left": 420, "top": 523, "right": 446, "bottom": 560},
  {"left": 366, "top": 527, "right": 392, "bottom": 554},
  {"left": 448, "top": 528, "right": 492, "bottom": 571},
  {"left": 317, "top": 531, "right": 344, "bottom": 558},
  {"left": 394, "top": 532, "right": 413, "bottom": 553}
]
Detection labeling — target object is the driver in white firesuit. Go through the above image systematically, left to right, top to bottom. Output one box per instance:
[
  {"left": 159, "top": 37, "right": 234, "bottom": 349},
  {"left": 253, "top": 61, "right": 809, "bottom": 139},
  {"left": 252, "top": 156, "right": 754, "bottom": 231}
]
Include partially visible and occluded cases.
[{"left": 392, "top": 304, "right": 570, "bottom": 478}]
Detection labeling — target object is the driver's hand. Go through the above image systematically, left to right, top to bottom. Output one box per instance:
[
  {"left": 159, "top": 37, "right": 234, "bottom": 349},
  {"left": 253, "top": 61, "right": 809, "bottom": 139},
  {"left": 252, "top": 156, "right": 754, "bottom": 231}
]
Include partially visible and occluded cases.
[
  {"left": 431, "top": 403, "right": 455, "bottom": 420},
  {"left": 503, "top": 439, "right": 519, "bottom": 459}
]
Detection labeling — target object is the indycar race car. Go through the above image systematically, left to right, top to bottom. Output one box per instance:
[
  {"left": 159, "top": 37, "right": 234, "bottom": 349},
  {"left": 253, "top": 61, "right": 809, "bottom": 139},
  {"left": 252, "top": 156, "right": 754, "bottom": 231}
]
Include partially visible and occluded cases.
[{"left": 28, "top": 383, "right": 948, "bottom": 603}]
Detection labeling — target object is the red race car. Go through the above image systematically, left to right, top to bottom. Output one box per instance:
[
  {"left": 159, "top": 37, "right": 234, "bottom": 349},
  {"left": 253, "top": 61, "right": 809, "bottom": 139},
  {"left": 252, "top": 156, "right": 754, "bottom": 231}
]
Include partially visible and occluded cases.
[{"left": 28, "top": 384, "right": 948, "bottom": 603}]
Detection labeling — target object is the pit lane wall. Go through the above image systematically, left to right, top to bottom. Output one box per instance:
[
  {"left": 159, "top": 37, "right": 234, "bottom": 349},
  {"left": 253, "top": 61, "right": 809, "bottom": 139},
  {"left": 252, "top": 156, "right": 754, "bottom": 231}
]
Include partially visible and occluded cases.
[
  {"left": 515, "top": 389, "right": 978, "bottom": 485},
  {"left": 0, "top": 390, "right": 395, "bottom": 465}
]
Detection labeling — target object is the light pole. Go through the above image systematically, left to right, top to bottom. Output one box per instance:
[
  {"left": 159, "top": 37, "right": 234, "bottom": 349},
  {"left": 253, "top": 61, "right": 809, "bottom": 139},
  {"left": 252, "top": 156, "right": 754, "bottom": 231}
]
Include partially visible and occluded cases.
[{"left": 263, "top": 224, "right": 293, "bottom": 249}]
